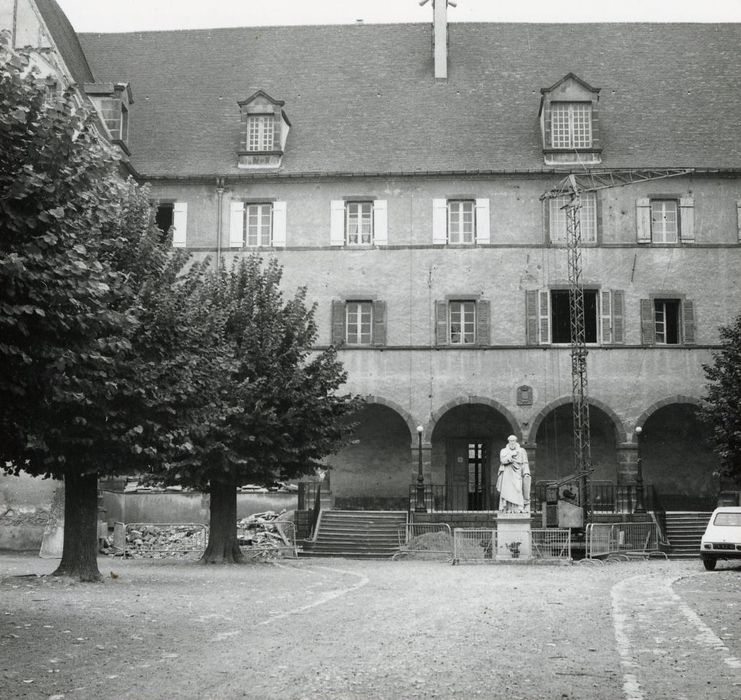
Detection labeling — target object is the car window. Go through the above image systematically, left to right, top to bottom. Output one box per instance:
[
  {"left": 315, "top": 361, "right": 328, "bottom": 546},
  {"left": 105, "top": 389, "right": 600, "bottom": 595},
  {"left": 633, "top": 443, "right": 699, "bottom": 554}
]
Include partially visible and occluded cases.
[{"left": 713, "top": 513, "right": 741, "bottom": 527}]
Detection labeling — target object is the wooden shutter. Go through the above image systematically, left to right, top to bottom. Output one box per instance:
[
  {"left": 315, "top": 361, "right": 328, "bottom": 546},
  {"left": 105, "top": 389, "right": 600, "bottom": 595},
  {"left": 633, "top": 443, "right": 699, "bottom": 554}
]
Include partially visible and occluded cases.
[
  {"left": 679, "top": 197, "right": 695, "bottom": 243},
  {"left": 475, "top": 198, "right": 490, "bottom": 244},
  {"left": 636, "top": 198, "right": 651, "bottom": 243},
  {"left": 432, "top": 199, "right": 448, "bottom": 244},
  {"left": 330, "top": 200, "right": 345, "bottom": 246},
  {"left": 372, "top": 200, "right": 388, "bottom": 246},
  {"left": 737, "top": 200, "right": 741, "bottom": 243},
  {"left": 229, "top": 201, "right": 244, "bottom": 247},
  {"left": 272, "top": 201, "right": 287, "bottom": 247},
  {"left": 171, "top": 202, "right": 187, "bottom": 248},
  {"left": 525, "top": 290, "right": 538, "bottom": 345},
  {"left": 538, "top": 290, "right": 550, "bottom": 344},
  {"left": 600, "top": 290, "right": 612, "bottom": 344},
  {"left": 612, "top": 290, "right": 625, "bottom": 344},
  {"left": 640, "top": 298, "right": 655, "bottom": 345},
  {"left": 475, "top": 299, "right": 490, "bottom": 346},
  {"left": 331, "top": 300, "right": 346, "bottom": 345},
  {"left": 372, "top": 300, "right": 386, "bottom": 346},
  {"left": 682, "top": 300, "right": 696, "bottom": 344},
  {"left": 435, "top": 301, "right": 448, "bottom": 345}
]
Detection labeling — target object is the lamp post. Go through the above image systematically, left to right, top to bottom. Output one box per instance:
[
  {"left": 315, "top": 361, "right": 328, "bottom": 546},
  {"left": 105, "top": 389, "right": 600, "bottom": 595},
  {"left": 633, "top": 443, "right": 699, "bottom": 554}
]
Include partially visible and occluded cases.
[
  {"left": 415, "top": 425, "right": 427, "bottom": 513},
  {"left": 634, "top": 426, "right": 646, "bottom": 514}
]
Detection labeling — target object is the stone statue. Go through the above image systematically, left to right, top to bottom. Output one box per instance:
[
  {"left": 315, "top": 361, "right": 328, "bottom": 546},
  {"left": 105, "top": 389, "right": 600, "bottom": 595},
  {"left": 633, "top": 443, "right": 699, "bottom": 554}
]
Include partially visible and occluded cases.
[{"left": 496, "top": 435, "right": 531, "bottom": 513}]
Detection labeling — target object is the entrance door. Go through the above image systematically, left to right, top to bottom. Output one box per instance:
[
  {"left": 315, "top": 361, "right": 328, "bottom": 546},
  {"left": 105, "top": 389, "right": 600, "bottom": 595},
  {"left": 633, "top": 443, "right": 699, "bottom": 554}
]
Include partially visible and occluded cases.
[{"left": 446, "top": 439, "right": 490, "bottom": 510}]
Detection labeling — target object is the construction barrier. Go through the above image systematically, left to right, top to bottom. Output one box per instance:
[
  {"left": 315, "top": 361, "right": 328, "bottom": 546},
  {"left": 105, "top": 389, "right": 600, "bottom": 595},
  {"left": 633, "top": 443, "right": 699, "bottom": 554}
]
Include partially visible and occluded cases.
[
  {"left": 585, "top": 521, "right": 666, "bottom": 560},
  {"left": 393, "top": 522, "right": 453, "bottom": 561},
  {"left": 452, "top": 527, "right": 572, "bottom": 565},
  {"left": 530, "top": 528, "right": 572, "bottom": 560}
]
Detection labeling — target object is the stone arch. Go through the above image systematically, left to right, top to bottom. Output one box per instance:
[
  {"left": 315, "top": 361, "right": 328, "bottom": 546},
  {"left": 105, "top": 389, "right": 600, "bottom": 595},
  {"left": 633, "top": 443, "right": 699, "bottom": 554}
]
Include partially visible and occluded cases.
[
  {"left": 363, "top": 394, "right": 416, "bottom": 445},
  {"left": 528, "top": 394, "right": 627, "bottom": 445},
  {"left": 428, "top": 395, "right": 519, "bottom": 442},
  {"left": 633, "top": 395, "right": 702, "bottom": 440}
]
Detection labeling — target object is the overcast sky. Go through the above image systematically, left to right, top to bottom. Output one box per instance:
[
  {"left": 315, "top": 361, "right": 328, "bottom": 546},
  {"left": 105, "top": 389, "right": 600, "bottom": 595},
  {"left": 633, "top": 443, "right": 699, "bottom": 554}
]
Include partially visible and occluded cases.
[{"left": 56, "top": 0, "right": 741, "bottom": 33}]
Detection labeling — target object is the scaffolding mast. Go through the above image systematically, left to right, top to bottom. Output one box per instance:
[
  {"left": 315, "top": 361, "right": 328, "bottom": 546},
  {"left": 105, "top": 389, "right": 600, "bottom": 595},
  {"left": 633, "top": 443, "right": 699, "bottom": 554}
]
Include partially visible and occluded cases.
[{"left": 540, "top": 168, "right": 694, "bottom": 523}]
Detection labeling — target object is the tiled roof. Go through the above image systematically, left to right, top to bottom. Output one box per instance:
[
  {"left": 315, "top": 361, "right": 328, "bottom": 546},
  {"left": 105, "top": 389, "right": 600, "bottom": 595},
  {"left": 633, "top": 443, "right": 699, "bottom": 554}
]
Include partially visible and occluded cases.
[
  {"left": 35, "top": 0, "right": 95, "bottom": 86},
  {"left": 78, "top": 23, "right": 741, "bottom": 177}
]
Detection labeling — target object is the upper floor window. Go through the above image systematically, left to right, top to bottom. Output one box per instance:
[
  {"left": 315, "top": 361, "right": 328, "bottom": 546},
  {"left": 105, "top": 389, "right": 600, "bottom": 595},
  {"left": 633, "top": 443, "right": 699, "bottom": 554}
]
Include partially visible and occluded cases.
[
  {"left": 539, "top": 73, "right": 601, "bottom": 166},
  {"left": 84, "top": 81, "right": 133, "bottom": 152},
  {"left": 237, "top": 91, "right": 290, "bottom": 168},
  {"left": 551, "top": 102, "right": 592, "bottom": 149},
  {"left": 247, "top": 115, "right": 274, "bottom": 151},
  {"left": 548, "top": 192, "right": 598, "bottom": 244},
  {"left": 636, "top": 197, "right": 695, "bottom": 244},
  {"left": 432, "top": 198, "right": 490, "bottom": 245},
  {"left": 330, "top": 200, "right": 388, "bottom": 246},
  {"left": 229, "top": 201, "right": 287, "bottom": 248},
  {"left": 526, "top": 289, "right": 625, "bottom": 345},
  {"left": 640, "top": 297, "right": 695, "bottom": 345},
  {"left": 435, "top": 298, "right": 490, "bottom": 346},
  {"left": 331, "top": 300, "right": 386, "bottom": 346}
]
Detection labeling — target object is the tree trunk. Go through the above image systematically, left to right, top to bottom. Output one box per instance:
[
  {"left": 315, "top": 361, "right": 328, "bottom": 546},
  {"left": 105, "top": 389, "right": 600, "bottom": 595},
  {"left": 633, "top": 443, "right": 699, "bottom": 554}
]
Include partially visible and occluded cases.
[
  {"left": 52, "top": 470, "right": 102, "bottom": 582},
  {"left": 201, "top": 474, "right": 243, "bottom": 564}
]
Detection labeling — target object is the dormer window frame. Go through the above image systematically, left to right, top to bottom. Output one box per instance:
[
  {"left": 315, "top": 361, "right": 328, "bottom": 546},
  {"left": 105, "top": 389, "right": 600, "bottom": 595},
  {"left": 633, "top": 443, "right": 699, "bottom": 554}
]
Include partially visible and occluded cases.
[
  {"left": 539, "top": 73, "right": 602, "bottom": 166},
  {"left": 83, "top": 81, "right": 134, "bottom": 154},
  {"left": 237, "top": 90, "right": 291, "bottom": 169}
]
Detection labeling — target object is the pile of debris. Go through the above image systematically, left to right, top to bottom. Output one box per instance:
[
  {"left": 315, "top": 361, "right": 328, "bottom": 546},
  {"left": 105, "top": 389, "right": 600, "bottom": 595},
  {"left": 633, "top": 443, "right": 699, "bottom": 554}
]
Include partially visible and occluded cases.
[
  {"left": 237, "top": 510, "right": 295, "bottom": 558},
  {"left": 106, "top": 523, "right": 208, "bottom": 558}
]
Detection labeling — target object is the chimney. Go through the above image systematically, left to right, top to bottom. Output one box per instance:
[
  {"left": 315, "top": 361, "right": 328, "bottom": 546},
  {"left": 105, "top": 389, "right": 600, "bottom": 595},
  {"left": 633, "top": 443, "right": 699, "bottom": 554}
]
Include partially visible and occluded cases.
[{"left": 433, "top": 0, "right": 448, "bottom": 80}]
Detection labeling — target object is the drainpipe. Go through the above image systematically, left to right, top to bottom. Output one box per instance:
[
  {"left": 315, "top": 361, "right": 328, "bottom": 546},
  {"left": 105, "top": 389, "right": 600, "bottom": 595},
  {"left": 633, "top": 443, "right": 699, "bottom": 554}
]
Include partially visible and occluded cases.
[{"left": 215, "top": 178, "right": 225, "bottom": 270}]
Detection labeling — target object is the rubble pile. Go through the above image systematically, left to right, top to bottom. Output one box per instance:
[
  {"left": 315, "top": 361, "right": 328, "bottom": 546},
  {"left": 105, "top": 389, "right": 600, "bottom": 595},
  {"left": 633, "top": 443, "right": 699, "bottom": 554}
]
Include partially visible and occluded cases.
[
  {"left": 237, "top": 510, "right": 295, "bottom": 558},
  {"left": 112, "top": 524, "right": 208, "bottom": 558}
]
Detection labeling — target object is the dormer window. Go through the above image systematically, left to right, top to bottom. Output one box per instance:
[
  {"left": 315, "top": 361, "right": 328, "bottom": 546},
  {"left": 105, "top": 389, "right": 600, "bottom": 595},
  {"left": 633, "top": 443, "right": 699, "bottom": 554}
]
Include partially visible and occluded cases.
[
  {"left": 539, "top": 74, "right": 601, "bottom": 166},
  {"left": 84, "top": 81, "right": 133, "bottom": 154},
  {"left": 238, "top": 90, "right": 290, "bottom": 168}
]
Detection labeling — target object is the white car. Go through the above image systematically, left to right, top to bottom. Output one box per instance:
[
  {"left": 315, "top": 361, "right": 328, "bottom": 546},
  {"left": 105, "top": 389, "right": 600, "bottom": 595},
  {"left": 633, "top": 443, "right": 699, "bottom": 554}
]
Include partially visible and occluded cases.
[{"left": 700, "top": 507, "right": 741, "bottom": 570}]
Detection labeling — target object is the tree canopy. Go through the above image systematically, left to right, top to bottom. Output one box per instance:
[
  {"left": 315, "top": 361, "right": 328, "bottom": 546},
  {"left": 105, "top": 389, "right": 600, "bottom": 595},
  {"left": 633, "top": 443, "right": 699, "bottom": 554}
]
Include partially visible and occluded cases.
[{"left": 700, "top": 314, "right": 741, "bottom": 488}]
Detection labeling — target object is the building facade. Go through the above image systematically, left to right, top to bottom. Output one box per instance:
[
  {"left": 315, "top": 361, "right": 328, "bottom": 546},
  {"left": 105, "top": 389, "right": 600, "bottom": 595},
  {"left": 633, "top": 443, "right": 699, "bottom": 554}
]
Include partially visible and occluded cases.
[{"left": 4, "top": 2, "right": 741, "bottom": 523}]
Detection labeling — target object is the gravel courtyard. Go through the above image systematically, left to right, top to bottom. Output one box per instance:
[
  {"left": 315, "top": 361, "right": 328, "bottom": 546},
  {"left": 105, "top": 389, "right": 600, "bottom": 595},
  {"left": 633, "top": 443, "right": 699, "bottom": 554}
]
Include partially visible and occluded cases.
[{"left": 1, "top": 554, "right": 740, "bottom": 700}]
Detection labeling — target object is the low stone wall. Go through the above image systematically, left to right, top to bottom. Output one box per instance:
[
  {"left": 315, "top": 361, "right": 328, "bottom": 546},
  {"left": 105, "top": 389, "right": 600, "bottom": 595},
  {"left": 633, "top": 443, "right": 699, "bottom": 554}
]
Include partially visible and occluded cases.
[
  {"left": 0, "top": 475, "right": 58, "bottom": 551},
  {"left": 101, "top": 490, "right": 298, "bottom": 527}
]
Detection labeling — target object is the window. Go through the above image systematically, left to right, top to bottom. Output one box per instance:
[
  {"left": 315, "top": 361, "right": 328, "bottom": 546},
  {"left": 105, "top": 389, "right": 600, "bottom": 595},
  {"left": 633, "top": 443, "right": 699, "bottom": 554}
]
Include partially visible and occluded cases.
[
  {"left": 551, "top": 102, "right": 592, "bottom": 149},
  {"left": 247, "top": 115, "right": 274, "bottom": 151},
  {"left": 548, "top": 192, "right": 598, "bottom": 243},
  {"left": 637, "top": 197, "right": 694, "bottom": 244},
  {"left": 432, "top": 198, "right": 490, "bottom": 245},
  {"left": 330, "top": 200, "right": 388, "bottom": 246},
  {"left": 153, "top": 201, "right": 187, "bottom": 248},
  {"left": 229, "top": 201, "right": 287, "bottom": 248},
  {"left": 448, "top": 201, "right": 475, "bottom": 244},
  {"left": 155, "top": 202, "right": 174, "bottom": 236},
  {"left": 345, "top": 202, "right": 373, "bottom": 245},
  {"left": 526, "top": 289, "right": 624, "bottom": 345},
  {"left": 641, "top": 297, "right": 695, "bottom": 345},
  {"left": 435, "top": 299, "right": 490, "bottom": 346},
  {"left": 331, "top": 300, "right": 386, "bottom": 346}
]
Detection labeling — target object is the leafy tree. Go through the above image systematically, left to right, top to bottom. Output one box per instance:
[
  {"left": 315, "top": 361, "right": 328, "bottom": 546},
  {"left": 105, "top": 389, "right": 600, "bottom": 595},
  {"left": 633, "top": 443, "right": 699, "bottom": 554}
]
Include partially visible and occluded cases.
[
  {"left": 0, "top": 39, "right": 216, "bottom": 581},
  {"left": 169, "top": 255, "right": 362, "bottom": 564},
  {"left": 700, "top": 314, "right": 741, "bottom": 488}
]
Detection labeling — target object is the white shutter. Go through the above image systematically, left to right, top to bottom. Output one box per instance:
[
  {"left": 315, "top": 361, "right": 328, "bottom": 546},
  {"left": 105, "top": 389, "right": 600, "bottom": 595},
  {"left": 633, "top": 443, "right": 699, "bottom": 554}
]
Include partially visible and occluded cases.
[
  {"left": 679, "top": 196, "right": 695, "bottom": 243},
  {"left": 432, "top": 198, "right": 447, "bottom": 244},
  {"left": 475, "top": 198, "right": 490, "bottom": 244},
  {"left": 636, "top": 198, "right": 651, "bottom": 243},
  {"left": 330, "top": 200, "right": 345, "bottom": 246},
  {"left": 373, "top": 200, "right": 388, "bottom": 246},
  {"left": 737, "top": 200, "right": 741, "bottom": 243},
  {"left": 229, "top": 201, "right": 245, "bottom": 247},
  {"left": 272, "top": 201, "right": 287, "bottom": 247},
  {"left": 171, "top": 202, "right": 187, "bottom": 248},
  {"left": 538, "top": 290, "right": 550, "bottom": 344},
  {"left": 600, "top": 290, "right": 612, "bottom": 344}
]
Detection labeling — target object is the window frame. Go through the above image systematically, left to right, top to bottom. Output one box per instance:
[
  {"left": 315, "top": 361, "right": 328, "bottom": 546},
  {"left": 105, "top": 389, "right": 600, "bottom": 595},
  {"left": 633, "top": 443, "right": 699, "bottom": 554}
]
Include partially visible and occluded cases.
[
  {"left": 550, "top": 102, "right": 593, "bottom": 149},
  {"left": 246, "top": 114, "right": 275, "bottom": 152},
  {"left": 548, "top": 192, "right": 598, "bottom": 244},
  {"left": 650, "top": 199, "right": 679, "bottom": 244},
  {"left": 447, "top": 200, "right": 476, "bottom": 245},
  {"left": 345, "top": 201, "right": 374, "bottom": 246},
  {"left": 244, "top": 202, "right": 274, "bottom": 247},
  {"left": 640, "top": 296, "right": 695, "bottom": 346},
  {"left": 435, "top": 298, "right": 490, "bottom": 347},
  {"left": 448, "top": 300, "right": 477, "bottom": 345},
  {"left": 344, "top": 301, "right": 374, "bottom": 345}
]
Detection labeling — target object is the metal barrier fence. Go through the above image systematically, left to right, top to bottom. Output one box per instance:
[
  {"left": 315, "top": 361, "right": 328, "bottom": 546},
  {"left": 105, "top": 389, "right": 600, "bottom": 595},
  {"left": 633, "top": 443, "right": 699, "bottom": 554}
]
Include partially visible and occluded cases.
[
  {"left": 585, "top": 521, "right": 665, "bottom": 559},
  {"left": 112, "top": 522, "right": 208, "bottom": 558},
  {"left": 393, "top": 522, "right": 453, "bottom": 561},
  {"left": 452, "top": 528, "right": 572, "bottom": 564}
]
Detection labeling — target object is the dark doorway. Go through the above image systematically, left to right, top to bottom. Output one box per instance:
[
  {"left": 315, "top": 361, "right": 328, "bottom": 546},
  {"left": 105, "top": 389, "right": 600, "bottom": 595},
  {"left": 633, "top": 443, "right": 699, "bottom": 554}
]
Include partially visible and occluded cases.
[{"left": 446, "top": 438, "right": 491, "bottom": 510}]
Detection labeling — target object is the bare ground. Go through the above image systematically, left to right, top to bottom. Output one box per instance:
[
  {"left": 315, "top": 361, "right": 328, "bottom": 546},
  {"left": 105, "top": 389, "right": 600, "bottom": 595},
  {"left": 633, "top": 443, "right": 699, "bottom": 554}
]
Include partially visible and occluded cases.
[{"left": 1, "top": 553, "right": 740, "bottom": 700}]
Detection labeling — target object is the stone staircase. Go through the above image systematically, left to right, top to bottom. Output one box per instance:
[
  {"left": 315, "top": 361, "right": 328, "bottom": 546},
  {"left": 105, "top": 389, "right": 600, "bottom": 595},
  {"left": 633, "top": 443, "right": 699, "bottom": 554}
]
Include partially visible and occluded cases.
[
  {"left": 301, "top": 510, "right": 407, "bottom": 558},
  {"left": 663, "top": 511, "right": 713, "bottom": 557}
]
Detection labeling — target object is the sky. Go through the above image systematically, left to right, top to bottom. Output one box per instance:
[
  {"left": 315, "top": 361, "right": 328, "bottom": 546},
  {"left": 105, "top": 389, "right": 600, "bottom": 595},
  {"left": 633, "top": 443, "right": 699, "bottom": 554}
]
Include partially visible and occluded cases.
[{"left": 56, "top": 0, "right": 741, "bottom": 33}]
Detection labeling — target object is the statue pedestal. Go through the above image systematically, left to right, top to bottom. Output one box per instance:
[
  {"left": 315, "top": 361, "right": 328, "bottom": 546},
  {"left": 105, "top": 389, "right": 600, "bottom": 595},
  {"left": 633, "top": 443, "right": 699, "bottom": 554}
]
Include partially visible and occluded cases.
[{"left": 495, "top": 512, "right": 532, "bottom": 561}]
